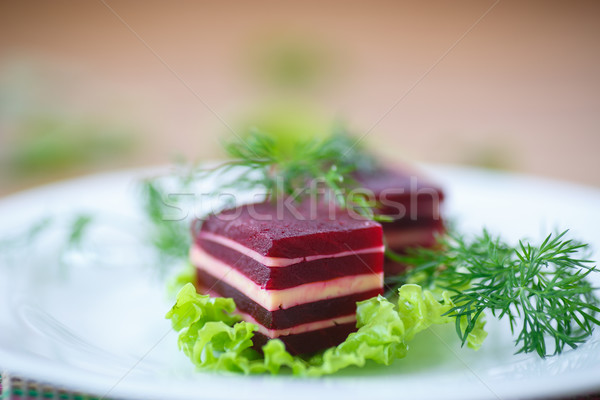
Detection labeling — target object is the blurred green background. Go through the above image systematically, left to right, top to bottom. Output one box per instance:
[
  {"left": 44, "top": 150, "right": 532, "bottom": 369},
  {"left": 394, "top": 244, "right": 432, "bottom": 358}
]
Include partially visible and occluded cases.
[{"left": 1, "top": 1, "right": 599, "bottom": 195}]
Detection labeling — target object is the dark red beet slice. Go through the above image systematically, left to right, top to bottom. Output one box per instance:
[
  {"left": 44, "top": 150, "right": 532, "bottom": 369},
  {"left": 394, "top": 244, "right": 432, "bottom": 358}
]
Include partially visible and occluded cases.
[
  {"left": 355, "top": 166, "right": 445, "bottom": 222},
  {"left": 195, "top": 202, "right": 383, "bottom": 259},
  {"left": 382, "top": 219, "right": 445, "bottom": 251},
  {"left": 252, "top": 322, "right": 357, "bottom": 355}
]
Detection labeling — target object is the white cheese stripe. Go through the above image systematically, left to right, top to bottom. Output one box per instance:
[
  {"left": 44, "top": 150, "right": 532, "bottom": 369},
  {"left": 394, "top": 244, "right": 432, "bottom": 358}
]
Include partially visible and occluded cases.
[
  {"left": 197, "top": 231, "right": 384, "bottom": 267},
  {"left": 191, "top": 245, "right": 383, "bottom": 311},
  {"left": 239, "top": 312, "right": 357, "bottom": 338}
]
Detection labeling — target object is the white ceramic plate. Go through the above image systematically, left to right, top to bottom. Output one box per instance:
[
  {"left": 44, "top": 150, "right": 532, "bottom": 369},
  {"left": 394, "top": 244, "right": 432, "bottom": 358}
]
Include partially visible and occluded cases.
[{"left": 1, "top": 165, "right": 599, "bottom": 400}]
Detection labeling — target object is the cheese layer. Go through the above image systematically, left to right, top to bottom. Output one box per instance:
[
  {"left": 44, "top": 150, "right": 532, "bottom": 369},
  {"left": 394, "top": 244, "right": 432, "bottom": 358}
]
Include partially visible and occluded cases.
[
  {"left": 191, "top": 244, "right": 383, "bottom": 311},
  {"left": 197, "top": 270, "right": 382, "bottom": 329}
]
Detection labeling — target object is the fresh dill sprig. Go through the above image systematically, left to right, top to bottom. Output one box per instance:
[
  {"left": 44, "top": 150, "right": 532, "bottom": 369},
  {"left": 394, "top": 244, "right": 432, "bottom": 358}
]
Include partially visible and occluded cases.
[
  {"left": 134, "top": 128, "right": 384, "bottom": 267},
  {"left": 195, "top": 128, "right": 387, "bottom": 221},
  {"left": 140, "top": 180, "right": 191, "bottom": 263},
  {"left": 0, "top": 214, "right": 93, "bottom": 269},
  {"left": 66, "top": 214, "right": 94, "bottom": 249},
  {"left": 386, "top": 230, "right": 600, "bottom": 357}
]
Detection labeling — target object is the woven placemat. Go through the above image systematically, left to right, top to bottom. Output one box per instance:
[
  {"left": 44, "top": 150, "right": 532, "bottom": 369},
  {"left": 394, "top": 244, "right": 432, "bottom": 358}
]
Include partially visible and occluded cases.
[
  {"left": 2, "top": 372, "right": 600, "bottom": 400},
  {"left": 0, "top": 373, "right": 111, "bottom": 400}
]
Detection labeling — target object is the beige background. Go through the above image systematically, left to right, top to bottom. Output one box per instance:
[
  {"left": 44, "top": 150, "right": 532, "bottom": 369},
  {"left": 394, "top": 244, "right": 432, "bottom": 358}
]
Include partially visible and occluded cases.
[{"left": 1, "top": 0, "right": 599, "bottom": 195}]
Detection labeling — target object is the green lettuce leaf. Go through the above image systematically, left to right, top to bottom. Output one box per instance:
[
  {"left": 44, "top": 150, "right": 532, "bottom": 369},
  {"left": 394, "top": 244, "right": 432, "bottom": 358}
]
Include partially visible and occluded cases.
[{"left": 166, "top": 283, "right": 486, "bottom": 376}]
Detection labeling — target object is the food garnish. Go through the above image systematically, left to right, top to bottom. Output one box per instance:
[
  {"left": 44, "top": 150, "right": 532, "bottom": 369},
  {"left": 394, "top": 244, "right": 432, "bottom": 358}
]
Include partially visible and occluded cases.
[{"left": 387, "top": 229, "right": 600, "bottom": 357}]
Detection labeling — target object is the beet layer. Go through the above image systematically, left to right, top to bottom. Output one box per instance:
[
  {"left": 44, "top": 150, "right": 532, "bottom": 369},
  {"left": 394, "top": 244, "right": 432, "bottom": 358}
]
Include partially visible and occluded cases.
[
  {"left": 355, "top": 166, "right": 444, "bottom": 200},
  {"left": 356, "top": 166, "right": 444, "bottom": 222},
  {"left": 195, "top": 202, "right": 383, "bottom": 258},
  {"left": 380, "top": 216, "right": 445, "bottom": 231},
  {"left": 197, "top": 239, "right": 383, "bottom": 289},
  {"left": 196, "top": 269, "right": 382, "bottom": 330},
  {"left": 252, "top": 322, "right": 357, "bottom": 355}
]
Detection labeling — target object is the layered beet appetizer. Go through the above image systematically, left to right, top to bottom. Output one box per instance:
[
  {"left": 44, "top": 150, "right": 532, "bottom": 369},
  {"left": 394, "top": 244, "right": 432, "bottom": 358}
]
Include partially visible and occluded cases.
[{"left": 191, "top": 202, "right": 384, "bottom": 354}]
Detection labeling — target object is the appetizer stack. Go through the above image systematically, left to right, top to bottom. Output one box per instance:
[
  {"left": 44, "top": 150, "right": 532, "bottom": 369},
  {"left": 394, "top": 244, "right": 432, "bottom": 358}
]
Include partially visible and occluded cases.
[{"left": 191, "top": 202, "right": 384, "bottom": 354}]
